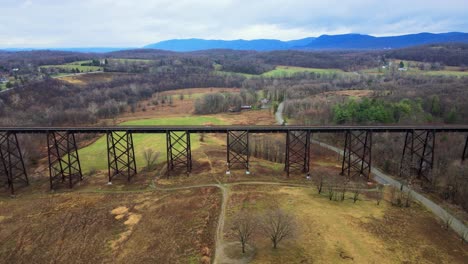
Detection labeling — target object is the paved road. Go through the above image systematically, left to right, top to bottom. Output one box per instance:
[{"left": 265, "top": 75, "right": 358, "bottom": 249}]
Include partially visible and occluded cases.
[{"left": 275, "top": 102, "right": 285, "bottom": 125}]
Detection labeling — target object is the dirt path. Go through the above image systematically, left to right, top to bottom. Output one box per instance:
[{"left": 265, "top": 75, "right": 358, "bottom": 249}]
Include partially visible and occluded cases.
[{"left": 152, "top": 181, "right": 316, "bottom": 264}]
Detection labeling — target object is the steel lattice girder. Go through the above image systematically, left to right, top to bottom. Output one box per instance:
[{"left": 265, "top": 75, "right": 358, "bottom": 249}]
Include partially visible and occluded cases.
[
  {"left": 285, "top": 130, "right": 311, "bottom": 177},
  {"left": 341, "top": 130, "right": 372, "bottom": 180},
  {"left": 399, "top": 130, "right": 436, "bottom": 182},
  {"left": 107, "top": 131, "right": 137, "bottom": 182},
  {"left": 166, "top": 131, "right": 192, "bottom": 174},
  {"left": 227, "top": 131, "right": 249, "bottom": 171},
  {"left": 0, "top": 132, "right": 28, "bottom": 195},
  {"left": 47, "top": 132, "right": 83, "bottom": 189},
  {"left": 463, "top": 135, "right": 468, "bottom": 162}
]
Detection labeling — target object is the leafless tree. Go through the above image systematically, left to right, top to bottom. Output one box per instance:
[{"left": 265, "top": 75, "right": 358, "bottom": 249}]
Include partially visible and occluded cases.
[
  {"left": 143, "top": 148, "right": 159, "bottom": 171},
  {"left": 316, "top": 174, "right": 324, "bottom": 194},
  {"left": 341, "top": 182, "right": 348, "bottom": 201},
  {"left": 328, "top": 186, "right": 335, "bottom": 201},
  {"left": 376, "top": 186, "right": 384, "bottom": 205},
  {"left": 352, "top": 189, "right": 360, "bottom": 203},
  {"left": 404, "top": 190, "right": 412, "bottom": 207},
  {"left": 261, "top": 209, "right": 296, "bottom": 249},
  {"left": 232, "top": 211, "right": 257, "bottom": 253},
  {"left": 442, "top": 211, "right": 453, "bottom": 231}
]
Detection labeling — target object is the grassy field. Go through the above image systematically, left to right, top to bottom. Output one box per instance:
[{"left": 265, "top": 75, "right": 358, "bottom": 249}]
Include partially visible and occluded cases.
[
  {"left": 108, "top": 58, "right": 153, "bottom": 63},
  {"left": 40, "top": 60, "right": 103, "bottom": 72},
  {"left": 216, "top": 65, "right": 349, "bottom": 78},
  {"left": 262, "top": 65, "right": 345, "bottom": 77},
  {"left": 78, "top": 116, "right": 225, "bottom": 173},
  {"left": 224, "top": 185, "right": 468, "bottom": 263},
  {"left": 0, "top": 187, "right": 220, "bottom": 263}
]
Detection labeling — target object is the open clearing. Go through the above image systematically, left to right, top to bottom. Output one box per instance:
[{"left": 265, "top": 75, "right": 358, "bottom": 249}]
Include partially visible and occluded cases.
[
  {"left": 40, "top": 60, "right": 103, "bottom": 72},
  {"left": 216, "top": 65, "right": 350, "bottom": 78},
  {"left": 57, "top": 72, "right": 117, "bottom": 85},
  {"left": 223, "top": 185, "right": 468, "bottom": 264},
  {"left": 0, "top": 187, "right": 221, "bottom": 264}
]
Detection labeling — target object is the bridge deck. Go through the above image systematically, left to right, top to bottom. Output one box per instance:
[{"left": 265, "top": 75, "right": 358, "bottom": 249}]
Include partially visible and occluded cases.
[{"left": 0, "top": 125, "right": 467, "bottom": 133}]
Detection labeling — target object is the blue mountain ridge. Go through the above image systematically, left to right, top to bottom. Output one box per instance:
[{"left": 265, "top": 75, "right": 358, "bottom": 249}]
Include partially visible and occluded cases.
[{"left": 144, "top": 32, "right": 468, "bottom": 51}]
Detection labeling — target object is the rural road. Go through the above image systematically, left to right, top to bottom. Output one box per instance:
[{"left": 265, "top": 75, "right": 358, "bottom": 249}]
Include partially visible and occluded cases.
[{"left": 275, "top": 102, "right": 285, "bottom": 125}]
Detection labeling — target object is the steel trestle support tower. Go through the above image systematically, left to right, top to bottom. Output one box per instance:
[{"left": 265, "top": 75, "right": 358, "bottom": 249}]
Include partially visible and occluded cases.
[
  {"left": 226, "top": 130, "right": 250, "bottom": 174},
  {"left": 285, "top": 130, "right": 311, "bottom": 177},
  {"left": 341, "top": 130, "right": 372, "bottom": 180},
  {"left": 399, "top": 130, "right": 435, "bottom": 183},
  {"left": 47, "top": 131, "right": 83, "bottom": 189},
  {"left": 107, "top": 131, "right": 137, "bottom": 183},
  {"left": 166, "top": 131, "right": 192, "bottom": 175},
  {"left": 0, "top": 132, "right": 28, "bottom": 195}
]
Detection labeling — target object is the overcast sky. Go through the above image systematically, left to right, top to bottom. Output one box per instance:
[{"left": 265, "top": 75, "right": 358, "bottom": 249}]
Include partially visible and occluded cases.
[{"left": 0, "top": 0, "right": 467, "bottom": 48}]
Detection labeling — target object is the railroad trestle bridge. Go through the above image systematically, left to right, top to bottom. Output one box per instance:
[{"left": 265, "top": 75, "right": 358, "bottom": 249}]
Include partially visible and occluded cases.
[{"left": 1, "top": 126, "right": 467, "bottom": 195}]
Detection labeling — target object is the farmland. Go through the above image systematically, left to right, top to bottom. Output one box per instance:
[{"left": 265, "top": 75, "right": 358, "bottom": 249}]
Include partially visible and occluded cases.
[
  {"left": 39, "top": 60, "right": 103, "bottom": 73},
  {"left": 217, "top": 65, "right": 350, "bottom": 78}
]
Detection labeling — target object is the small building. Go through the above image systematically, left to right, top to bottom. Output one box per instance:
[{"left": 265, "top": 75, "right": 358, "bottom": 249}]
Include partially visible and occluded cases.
[
  {"left": 398, "top": 67, "right": 407, "bottom": 71},
  {"left": 0, "top": 77, "right": 8, "bottom": 84},
  {"left": 240, "top": 105, "right": 252, "bottom": 110}
]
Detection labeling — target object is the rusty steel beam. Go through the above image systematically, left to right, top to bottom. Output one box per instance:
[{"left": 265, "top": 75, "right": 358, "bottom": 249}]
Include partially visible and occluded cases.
[
  {"left": 285, "top": 130, "right": 311, "bottom": 177},
  {"left": 341, "top": 130, "right": 372, "bottom": 180},
  {"left": 399, "top": 130, "right": 435, "bottom": 183},
  {"left": 47, "top": 131, "right": 83, "bottom": 189},
  {"left": 107, "top": 131, "right": 137, "bottom": 183},
  {"left": 166, "top": 131, "right": 192, "bottom": 175},
  {"left": 226, "top": 131, "right": 249, "bottom": 174},
  {"left": 0, "top": 132, "right": 28, "bottom": 195}
]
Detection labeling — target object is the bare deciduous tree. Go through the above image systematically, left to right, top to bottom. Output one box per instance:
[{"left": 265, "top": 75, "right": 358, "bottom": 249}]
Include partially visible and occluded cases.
[
  {"left": 143, "top": 148, "right": 159, "bottom": 171},
  {"left": 316, "top": 174, "right": 324, "bottom": 194},
  {"left": 376, "top": 186, "right": 384, "bottom": 205},
  {"left": 352, "top": 189, "right": 360, "bottom": 203},
  {"left": 261, "top": 209, "right": 296, "bottom": 249},
  {"left": 232, "top": 211, "right": 257, "bottom": 253}
]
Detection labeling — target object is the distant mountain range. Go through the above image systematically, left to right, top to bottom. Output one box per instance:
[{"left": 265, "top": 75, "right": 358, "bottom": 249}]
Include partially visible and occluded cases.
[
  {"left": 2, "top": 32, "right": 467, "bottom": 53},
  {"left": 144, "top": 32, "right": 468, "bottom": 52}
]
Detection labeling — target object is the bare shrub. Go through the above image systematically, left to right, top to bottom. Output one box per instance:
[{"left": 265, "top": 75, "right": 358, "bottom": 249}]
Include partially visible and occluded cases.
[
  {"left": 143, "top": 148, "right": 159, "bottom": 171},
  {"left": 316, "top": 175, "right": 324, "bottom": 194},
  {"left": 328, "top": 186, "right": 335, "bottom": 201},
  {"left": 376, "top": 186, "right": 384, "bottom": 205},
  {"left": 352, "top": 189, "right": 360, "bottom": 203},
  {"left": 404, "top": 190, "right": 412, "bottom": 207},
  {"left": 442, "top": 211, "right": 453, "bottom": 231}
]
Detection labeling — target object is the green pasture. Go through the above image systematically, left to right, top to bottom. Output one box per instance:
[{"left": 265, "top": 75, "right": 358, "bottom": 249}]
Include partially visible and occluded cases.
[
  {"left": 108, "top": 58, "right": 153, "bottom": 63},
  {"left": 40, "top": 60, "right": 103, "bottom": 72},
  {"left": 216, "top": 65, "right": 348, "bottom": 78},
  {"left": 78, "top": 116, "right": 225, "bottom": 173}
]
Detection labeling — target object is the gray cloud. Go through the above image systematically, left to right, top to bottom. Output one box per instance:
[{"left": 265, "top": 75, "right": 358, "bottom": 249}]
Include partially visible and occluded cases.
[{"left": 0, "top": 0, "right": 467, "bottom": 47}]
